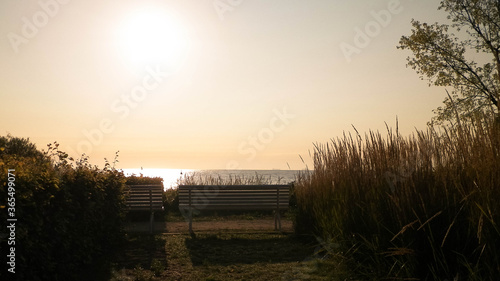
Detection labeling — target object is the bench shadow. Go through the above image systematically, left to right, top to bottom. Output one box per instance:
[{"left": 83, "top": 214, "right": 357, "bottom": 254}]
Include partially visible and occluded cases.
[
  {"left": 115, "top": 234, "right": 167, "bottom": 269},
  {"left": 185, "top": 234, "right": 314, "bottom": 266}
]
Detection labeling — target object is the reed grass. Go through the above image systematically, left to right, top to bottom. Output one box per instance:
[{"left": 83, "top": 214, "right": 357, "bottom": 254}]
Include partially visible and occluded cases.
[{"left": 294, "top": 117, "right": 500, "bottom": 280}]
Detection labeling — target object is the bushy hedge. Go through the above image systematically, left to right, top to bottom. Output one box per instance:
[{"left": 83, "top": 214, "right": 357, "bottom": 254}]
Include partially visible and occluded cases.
[
  {"left": 0, "top": 136, "right": 127, "bottom": 281},
  {"left": 125, "top": 174, "right": 163, "bottom": 185},
  {"left": 163, "top": 188, "right": 179, "bottom": 214}
]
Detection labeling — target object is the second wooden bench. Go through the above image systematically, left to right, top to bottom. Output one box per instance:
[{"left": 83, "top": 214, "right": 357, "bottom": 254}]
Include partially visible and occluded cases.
[
  {"left": 125, "top": 184, "right": 163, "bottom": 233},
  {"left": 178, "top": 184, "right": 291, "bottom": 233}
]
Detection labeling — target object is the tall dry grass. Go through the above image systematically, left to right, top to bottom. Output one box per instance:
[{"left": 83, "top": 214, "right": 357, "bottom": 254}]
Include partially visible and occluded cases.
[
  {"left": 294, "top": 118, "right": 500, "bottom": 280},
  {"left": 177, "top": 171, "right": 277, "bottom": 186}
]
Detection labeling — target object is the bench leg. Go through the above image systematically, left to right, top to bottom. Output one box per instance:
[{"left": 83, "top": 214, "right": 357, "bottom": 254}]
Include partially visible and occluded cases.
[
  {"left": 188, "top": 208, "right": 193, "bottom": 234},
  {"left": 275, "top": 210, "right": 281, "bottom": 231},
  {"left": 150, "top": 211, "right": 155, "bottom": 234},
  {"left": 274, "top": 211, "right": 277, "bottom": 231},
  {"left": 278, "top": 211, "right": 281, "bottom": 231}
]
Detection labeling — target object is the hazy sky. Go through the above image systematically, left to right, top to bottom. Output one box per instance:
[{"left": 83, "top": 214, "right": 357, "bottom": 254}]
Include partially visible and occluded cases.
[{"left": 1, "top": 0, "right": 450, "bottom": 170}]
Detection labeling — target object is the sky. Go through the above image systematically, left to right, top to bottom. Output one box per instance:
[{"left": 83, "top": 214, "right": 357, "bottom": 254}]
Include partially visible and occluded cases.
[{"left": 0, "top": 0, "right": 451, "bottom": 170}]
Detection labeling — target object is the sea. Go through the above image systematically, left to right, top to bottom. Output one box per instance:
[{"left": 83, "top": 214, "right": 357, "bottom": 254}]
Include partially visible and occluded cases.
[{"left": 121, "top": 169, "right": 306, "bottom": 189}]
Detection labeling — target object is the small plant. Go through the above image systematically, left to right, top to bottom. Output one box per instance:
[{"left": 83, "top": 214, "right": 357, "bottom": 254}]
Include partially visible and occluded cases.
[
  {"left": 163, "top": 188, "right": 179, "bottom": 213},
  {"left": 150, "top": 259, "right": 166, "bottom": 277},
  {"left": 133, "top": 266, "right": 154, "bottom": 281}
]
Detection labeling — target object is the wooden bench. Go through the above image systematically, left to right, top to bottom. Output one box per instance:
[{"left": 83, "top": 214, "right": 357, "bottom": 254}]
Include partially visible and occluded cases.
[
  {"left": 178, "top": 184, "right": 290, "bottom": 233},
  {"left": 125, "top": 185, "right": 163, "bottom": 233}
]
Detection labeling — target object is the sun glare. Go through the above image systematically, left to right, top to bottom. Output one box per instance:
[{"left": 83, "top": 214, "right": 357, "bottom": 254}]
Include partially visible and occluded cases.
[{"left": 116, "top": 7, "right": 190, "bottom": 71}]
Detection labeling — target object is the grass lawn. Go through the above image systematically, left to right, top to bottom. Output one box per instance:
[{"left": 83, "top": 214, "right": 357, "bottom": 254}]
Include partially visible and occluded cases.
[{"left": 111, "top": 230, "right": 349, "bottom": 280}]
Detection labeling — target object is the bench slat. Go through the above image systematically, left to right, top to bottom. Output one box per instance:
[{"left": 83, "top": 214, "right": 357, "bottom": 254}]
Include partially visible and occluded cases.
[
  {"left": 179, "top": 185, "right": 289, "bottom": 190},
  {"left": 178, "top": 191, "right": 289, "bottom": 195},
  {"left": 178, "top": 193, "right": 289, "bottom": 197},
  {"left": 179, "top": 199, "right": 289, "bottom": 203},
  {"left": 179, "top": 204, "right": 288, "bottom": 208}
]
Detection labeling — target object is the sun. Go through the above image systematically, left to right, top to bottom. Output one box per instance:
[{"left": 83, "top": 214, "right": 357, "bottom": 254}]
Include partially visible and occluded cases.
[{"left": 116, "top": 7, "right": 190, "bottom": 71}]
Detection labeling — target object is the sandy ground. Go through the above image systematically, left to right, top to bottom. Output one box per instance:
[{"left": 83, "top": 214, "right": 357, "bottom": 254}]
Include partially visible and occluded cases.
[{"left": 126, "top": 218, "right": 293, "bottom": 233}]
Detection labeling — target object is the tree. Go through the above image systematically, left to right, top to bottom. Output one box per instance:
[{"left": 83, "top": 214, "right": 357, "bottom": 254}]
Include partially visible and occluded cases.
[{"left": 398, "top": 0, "right": 500, "bottom": 125}]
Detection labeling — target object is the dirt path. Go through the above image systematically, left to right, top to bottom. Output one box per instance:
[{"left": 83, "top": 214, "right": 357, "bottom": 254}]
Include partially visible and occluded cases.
[{"left": 126, "top": 219, "right": 293, "bottom": 233}]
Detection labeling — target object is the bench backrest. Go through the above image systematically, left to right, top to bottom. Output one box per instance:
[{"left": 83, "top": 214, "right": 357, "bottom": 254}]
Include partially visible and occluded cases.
[
  {"left": 126, "top": 185, "right": 163, "bottom": 211},
  {"left": 178, "top": 185, "right": 290, "bottom": 211}
]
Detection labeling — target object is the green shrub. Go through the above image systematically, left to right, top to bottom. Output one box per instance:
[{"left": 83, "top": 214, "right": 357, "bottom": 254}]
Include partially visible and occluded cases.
[
  {"left": 0, "top": 136, "right": 127, "bottom": 281},
  {"left": 126, "top": 175, "right": 163, "bottom": 185},
  {"left": 163, "top": 188, "right": 179, "bottom": 214}
]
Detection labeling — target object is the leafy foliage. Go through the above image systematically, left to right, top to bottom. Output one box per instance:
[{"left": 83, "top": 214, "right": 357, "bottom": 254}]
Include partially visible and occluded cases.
[
  {"left": 398, "top": 0, "right": 500, "bottom": 125},
  {"left": 0, "top": 135, "right": 46, "bottom": 160},
  {"left": 0, "top": 136, "right": 127, "bottom": 281},
  {"left": 125, "top": 174, "right": 163, "bottom": 185},
  {"left": 163, "top": 188, "right": 179, "bottom": 214}
]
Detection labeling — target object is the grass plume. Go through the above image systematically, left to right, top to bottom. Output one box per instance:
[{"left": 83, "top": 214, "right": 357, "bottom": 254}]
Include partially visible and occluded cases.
[{"left": 294, "top": 117, "right": 500, "bottom": 280}]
